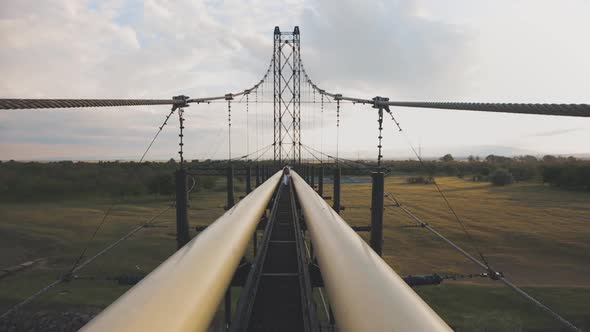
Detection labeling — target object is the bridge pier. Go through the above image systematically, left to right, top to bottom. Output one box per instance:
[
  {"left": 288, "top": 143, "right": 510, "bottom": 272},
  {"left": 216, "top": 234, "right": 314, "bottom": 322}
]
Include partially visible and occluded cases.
[
  {"left": 256, "top": 164, "right": 261, "bottom": 187},
  {"left": 227, "top": 166, "right": 235, "bottom": 209},
  {"left": 310, "top": 166, "right": 315, "bottom": 188},
  {"left": 318, "top": 166, "right": 324, "bottom": 197},
  {"left": 246, "top": 167, "right": 252, "bottom": 194},
  {"left": 333, "top": 167, "right": 341, "bottom": 213},
  {"left": 175, "top": 169, "right": 190, "bottom": 249},
  {"left": 370, "top": 171, "right": 384, "bottom": 256}
]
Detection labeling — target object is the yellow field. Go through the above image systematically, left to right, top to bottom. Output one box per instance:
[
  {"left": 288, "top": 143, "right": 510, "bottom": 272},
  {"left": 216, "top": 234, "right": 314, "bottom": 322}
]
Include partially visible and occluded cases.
[
  {"left": 1, "top": 175, "right": 589, "bottom": 330},
  {"left": 326, "top": 176, "right": 590, "bottom": 286}
]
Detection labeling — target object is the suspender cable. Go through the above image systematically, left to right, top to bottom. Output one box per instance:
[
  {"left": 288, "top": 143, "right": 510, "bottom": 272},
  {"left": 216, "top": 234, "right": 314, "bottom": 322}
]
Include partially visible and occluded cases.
[
  {"left": 255, "top": 89, "right": 259, "bottom": 160},
  {"left": 246, "top": 93, "right": 250, "bottom": 157},
  {"left": 320, "top": 93, "right": 324, "bottom": 163},
  {"left": 226, "top": 95, "right": 233, "bottom": 161},
  {"left": 336, "top": 98, "right": 341, "bottom": 164},
  {"left": 139, "top": 107, "right": 176, "bottom": 162},
  {"left": 178, "top": 108, "right": 185, "bottom": 167},
  {"left": 384, "top": 194, "right": 581, "bottom": 332}
]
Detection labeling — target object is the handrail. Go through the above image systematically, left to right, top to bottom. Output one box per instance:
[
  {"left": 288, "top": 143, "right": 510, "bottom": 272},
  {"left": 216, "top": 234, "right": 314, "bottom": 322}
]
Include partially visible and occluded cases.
[
  {"left": 81, "top": 171, "right": 282, "bottom": 332},
  {"left": 291, "top": 171, "right": 451, "bottom": 331}
]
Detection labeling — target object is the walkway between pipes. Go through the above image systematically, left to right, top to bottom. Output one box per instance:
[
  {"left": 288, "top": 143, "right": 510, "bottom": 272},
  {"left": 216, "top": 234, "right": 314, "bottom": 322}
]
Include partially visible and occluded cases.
[{"left": 231, "top": 168, "right": 318, "bottom": 331}]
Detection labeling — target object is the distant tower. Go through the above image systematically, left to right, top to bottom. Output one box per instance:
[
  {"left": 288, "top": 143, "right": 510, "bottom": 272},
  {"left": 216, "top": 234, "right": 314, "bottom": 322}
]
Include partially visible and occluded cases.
[{"left": 273, "top": 26, "right": 301, "bottom": 165}]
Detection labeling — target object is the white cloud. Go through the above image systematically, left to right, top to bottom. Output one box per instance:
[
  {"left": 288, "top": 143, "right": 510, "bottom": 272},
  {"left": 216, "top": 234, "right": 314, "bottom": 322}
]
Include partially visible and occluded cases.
[{"left": 0, "top": 0, "right": 589, "bottom": 161}]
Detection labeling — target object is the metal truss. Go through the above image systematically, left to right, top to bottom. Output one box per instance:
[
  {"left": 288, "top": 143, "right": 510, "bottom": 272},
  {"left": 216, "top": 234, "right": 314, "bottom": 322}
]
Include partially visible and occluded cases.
[{"left": 273, "top": 26, "right": 301, "bottom": 165}]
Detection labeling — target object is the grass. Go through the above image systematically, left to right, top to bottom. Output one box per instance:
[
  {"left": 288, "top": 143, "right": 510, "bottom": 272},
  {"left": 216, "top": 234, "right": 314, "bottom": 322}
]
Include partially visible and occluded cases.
[
  {"left": 1, "top": 174, "right": 589, "bottom": 330},
  {"left": 323, "top": 175, "right": 590, "bottom": 330}
]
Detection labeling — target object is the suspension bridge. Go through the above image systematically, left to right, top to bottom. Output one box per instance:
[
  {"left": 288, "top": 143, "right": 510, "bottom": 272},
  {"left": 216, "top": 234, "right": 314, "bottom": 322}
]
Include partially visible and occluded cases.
[{"left": 1, "top": 26, "right": 589, "bottom": 331}]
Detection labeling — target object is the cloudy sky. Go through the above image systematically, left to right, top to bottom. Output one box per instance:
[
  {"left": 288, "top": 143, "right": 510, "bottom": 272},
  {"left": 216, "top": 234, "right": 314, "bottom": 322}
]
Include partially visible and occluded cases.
[{"left": 1, "top": 0, "right": 589, "bottom": 161}]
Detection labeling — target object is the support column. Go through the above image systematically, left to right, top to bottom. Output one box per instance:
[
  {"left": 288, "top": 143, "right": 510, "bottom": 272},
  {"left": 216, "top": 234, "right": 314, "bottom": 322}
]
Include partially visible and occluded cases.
[
  {"left": 256, "top": 164, "right": 261, "bottom": 187},
  {"left": 304, "top": 165, "right": 309, "bottom": 183},
  {"left": 227, "top": 166, "right": 235, "bottom": 209},
  {"left": 310, "top": 166, "right": 315, "bottom": 189},
  {"left": 318, "top": 166, "right": 324, "bottom": 197},
  {"left": 246, "top": 167, "right": 252, "bottom": 194},
  {"left": 333, "top": 167, "right": 341, "bottom": 213},
  {"left": 175, "top": 169, "right": 190, "bottom": 249},
  {"left": 370, "top": 172, "right": 384, "bottom": 256}
]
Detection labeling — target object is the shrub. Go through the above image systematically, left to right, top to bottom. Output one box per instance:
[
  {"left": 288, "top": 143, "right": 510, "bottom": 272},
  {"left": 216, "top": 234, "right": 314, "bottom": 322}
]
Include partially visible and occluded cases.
[{"left": 490, "top": 169, "right": 514, "bottom": 186}]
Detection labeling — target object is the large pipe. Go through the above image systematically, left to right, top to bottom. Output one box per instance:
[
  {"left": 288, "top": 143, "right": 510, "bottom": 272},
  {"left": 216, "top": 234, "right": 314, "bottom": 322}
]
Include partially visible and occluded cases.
[
  {"left": 82, "top": 172, "right": 282, "bottom": 332},
  {"left": 291, "top": 172, "right": 451, "bottom": 332}
]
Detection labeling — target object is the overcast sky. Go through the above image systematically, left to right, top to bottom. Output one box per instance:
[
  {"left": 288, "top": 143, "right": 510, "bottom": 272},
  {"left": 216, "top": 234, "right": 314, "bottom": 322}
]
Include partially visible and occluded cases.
[{"left": 1, "top": 0, "right": 589, "bottom": 161}]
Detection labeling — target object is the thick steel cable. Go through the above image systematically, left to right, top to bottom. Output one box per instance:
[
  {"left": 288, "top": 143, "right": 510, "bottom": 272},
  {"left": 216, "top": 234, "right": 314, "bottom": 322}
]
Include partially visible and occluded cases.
[
  {"left": 0, "top": 58, "right": 273, "bottom": 111},
  {"left": 301, "top": 66, "right": 590, "bottom": 118},
  {"left": 0, "top": 99, "right": 181, "bottom": 110},
  {"left": 382, "top": 101, "right": 590, "bottom": 118},
  {"left": 384, "top": 194, "right": 581, "bottom": 332},
  {"left": 0, "top": 204, "right": 173, "bottom": 320}
]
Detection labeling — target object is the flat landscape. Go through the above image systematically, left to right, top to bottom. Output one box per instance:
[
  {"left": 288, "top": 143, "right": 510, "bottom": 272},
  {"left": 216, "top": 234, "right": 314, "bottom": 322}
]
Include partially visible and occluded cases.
[{"left": 1, "top": 174, "right": 589, "bottom": 331}]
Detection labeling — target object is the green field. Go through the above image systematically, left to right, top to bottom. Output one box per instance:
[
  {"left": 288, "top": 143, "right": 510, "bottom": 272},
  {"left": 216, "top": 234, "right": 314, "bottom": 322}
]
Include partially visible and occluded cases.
[{"left": 1, "top": 175, "right": 589, "bottom": 331}]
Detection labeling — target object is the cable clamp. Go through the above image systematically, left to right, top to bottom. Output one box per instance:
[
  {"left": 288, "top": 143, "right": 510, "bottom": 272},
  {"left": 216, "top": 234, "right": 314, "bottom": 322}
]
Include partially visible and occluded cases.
[
  {"left": 172, "top": 95, "right": 189, "bottom": 111},
  {"left": 372, "top": 96, "right": 389, "bottom": 109},
  {"left": 486, "top": 268, "right": 504, "bottom": 280}
]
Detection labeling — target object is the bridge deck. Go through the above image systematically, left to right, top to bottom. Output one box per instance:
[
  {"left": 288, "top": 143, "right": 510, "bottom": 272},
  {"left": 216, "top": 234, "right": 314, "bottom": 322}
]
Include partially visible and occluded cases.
[{"left": 232, "top": 180, "right": 317, "bottom": 331}]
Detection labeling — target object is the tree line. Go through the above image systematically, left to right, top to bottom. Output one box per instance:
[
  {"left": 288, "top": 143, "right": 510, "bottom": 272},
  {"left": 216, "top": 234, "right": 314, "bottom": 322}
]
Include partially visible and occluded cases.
[
  {"left": 380, "top": 154, "right": 590, "bottom": 189},
  {"left": 1, "top": 155, "right": 589, "bottom": 202},
  {"left": 0, "top": 159, "right": 259, "bottom": 201}
]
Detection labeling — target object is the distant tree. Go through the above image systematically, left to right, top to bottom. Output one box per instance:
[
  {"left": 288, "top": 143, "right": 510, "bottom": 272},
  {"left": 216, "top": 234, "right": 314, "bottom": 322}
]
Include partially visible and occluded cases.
[
  {"left": 440, "top": 154, "right": 454, "bottom": 162},
  {"left": 485, "top": 154, "right": 511, "bottom": 163},
  {"left": 467, "top": 155, "right": 476, "bottom": 162},
  {"left": 515, "top": 155, "right": 538, "bottom": 163},
  {"left": 542, "top": 155, "right": 558, "bottom": 163},
  {"left": 480, "top": 167, "right": 491, "bottom": 176},
  {"left": 490, "top": 169, "right": 514, "bottom": 186},
  {"left": 147, "top": 174, "right": 174, "bottom": 196}
]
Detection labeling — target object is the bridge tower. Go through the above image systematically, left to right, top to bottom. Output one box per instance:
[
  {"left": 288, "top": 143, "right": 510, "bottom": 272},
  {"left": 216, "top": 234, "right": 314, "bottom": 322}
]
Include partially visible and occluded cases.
[{"left": 273, "top": 26, "right": 301, "bottom": 166}]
